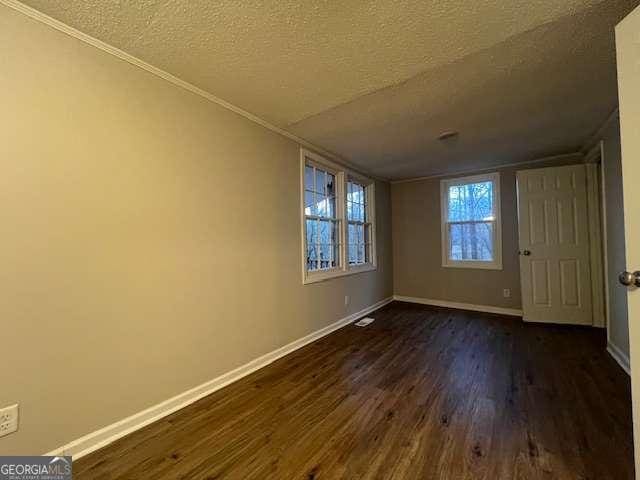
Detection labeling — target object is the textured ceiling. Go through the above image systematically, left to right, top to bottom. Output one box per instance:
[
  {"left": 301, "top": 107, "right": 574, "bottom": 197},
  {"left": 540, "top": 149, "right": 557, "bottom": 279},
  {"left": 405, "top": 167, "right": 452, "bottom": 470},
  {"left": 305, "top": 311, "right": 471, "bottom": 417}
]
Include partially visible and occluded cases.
[
  {"left": 19, "top": 0, "right": 639, "bottom": 178},
  {"left": 290, "top": 0, "right": 638, "bottom": 179}
]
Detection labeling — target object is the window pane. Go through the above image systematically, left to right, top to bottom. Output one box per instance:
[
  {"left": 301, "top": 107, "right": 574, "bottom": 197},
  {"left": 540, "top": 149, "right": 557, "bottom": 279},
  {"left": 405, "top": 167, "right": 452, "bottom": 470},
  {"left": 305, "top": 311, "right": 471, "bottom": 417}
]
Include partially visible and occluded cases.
[
  {"left": 305, "top": 165, "right": 314, "bottom": 192},
  {"left": 315, "top": 169, "right": 326, "bottom": 195},
  {"left": 326, "top": 173, "right": 335, "bottom": 197},
  {"left": 348, "top": 181, "right": 367, "bottom": 204},
  {"left": 448, "top": 181, "right": 493, "bottom": 222},
  {"left": 354, "top": 183, "right": 362, "bottom": 204},
  {"left": 305, "top": 190, "right": 316, "bottom": 216},
  {"left": 310, "top": 196, "right": 335, "bottom": 219},
  {"left": 326, "top": 196, "right": 336, "bottom": 218},
  {"left": 317, "top": 197, "right": 327, "bottom": 217},
  {"left": 349, "top": 203, "right": 361, "bottom": 222},
  {"left": 306, "top": 218, "right": 317, "bottom": 243},
  {"left": 306, "top": 218, "right": 340, "bottom": 270},
  {"left": 306, "top": 219, "right": 318, "bottom": 271},
  {"left": 318, "top": 220, "right": 331, "bottom": 244},
  {"left": 347, "top": 222, "right": 370, "bottom": 266},
  {"left": 449, "top": 222, "right": 494, "bottom": 261},
  {"left": 348, "top": 223, "right": 356, "bottom": 244},
  {"left": 357, "top": 224, "right": 364, "bottom": 245},
  {"left": 306, "top": 236, "right": 317, "bottom": 271},
  {"left": 306, "top": 240, "right": 317, "bottom": 260},
  {"left": 320, "top": 244, "right": 331, "bottom": 269},
  {"left": 348, "top": 244, "right": 358, "bottom": 264},
  {"left": 307, "top": 258, "right": 317, "bottom": 271}
]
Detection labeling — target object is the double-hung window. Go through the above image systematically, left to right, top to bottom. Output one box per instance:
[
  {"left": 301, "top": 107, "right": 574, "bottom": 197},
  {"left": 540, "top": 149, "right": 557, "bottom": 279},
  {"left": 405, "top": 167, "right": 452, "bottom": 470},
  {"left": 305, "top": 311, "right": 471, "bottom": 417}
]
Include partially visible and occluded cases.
[
  {"left": 301, "top": 149, "right": 376, "bottom": 283},
  {"left": 304, "top": 163, "right": 340, "bottom": 272},
  {"left": 441, "top": 172, "right": 502, "bottom": 270},
  {"left": 347, "top": 180, "right": 372, "bottom": 266}
]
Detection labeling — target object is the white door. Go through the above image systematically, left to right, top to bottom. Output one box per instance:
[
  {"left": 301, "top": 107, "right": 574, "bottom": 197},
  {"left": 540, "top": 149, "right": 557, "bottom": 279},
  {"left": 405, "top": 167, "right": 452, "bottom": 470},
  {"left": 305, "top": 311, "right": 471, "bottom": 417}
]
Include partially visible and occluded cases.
[
  {"left": 616, "top": 6, "right": 640, "bottom": 476},
  {"left": 517, "top": 164, "right": 593, "bottom": 325}
]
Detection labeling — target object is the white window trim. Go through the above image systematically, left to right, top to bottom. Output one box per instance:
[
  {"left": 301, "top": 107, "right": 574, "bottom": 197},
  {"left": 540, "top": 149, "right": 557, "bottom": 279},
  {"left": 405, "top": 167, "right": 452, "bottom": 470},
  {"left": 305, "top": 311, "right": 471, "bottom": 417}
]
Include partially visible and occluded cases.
[
  {"left": 300, "top": 149, "right": 377, "bottom": 284},
  {"left": 440, "top": 172, "right": 503, "bottom": 270}
]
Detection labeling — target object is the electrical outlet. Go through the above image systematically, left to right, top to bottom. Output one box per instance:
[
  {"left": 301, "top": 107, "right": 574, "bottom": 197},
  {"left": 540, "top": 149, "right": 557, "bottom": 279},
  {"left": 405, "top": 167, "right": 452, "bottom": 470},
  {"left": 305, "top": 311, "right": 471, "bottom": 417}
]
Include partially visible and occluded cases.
[
  {"left": 503, "top": 288, "right": 511, "bottom": 298},
  {"left": 344, "top": 295, "right": 350, "bottom": 306},
  {"left": 0, "top": 404, "right": 19, "bottom": 438}
]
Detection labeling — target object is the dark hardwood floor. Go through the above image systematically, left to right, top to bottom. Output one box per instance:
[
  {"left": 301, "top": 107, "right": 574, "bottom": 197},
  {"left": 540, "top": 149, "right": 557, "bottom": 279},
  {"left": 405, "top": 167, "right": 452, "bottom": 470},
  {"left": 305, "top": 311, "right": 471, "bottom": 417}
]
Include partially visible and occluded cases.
[{"left": 74, "top": 302, "right": 634, "bottom": 479}]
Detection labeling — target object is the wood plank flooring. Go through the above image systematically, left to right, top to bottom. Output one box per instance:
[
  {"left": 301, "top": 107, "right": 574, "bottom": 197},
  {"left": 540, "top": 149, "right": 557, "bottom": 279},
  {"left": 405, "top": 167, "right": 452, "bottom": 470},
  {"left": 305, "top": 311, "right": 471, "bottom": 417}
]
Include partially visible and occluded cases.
[{"left": 74, "top": 302, "right": 634, "bottom": 479}]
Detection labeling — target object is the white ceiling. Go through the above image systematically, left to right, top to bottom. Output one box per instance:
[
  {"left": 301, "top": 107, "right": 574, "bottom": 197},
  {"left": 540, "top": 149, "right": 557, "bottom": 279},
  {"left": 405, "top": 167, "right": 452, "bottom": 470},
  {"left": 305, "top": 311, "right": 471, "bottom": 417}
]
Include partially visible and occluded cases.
[{"left": 20, "top": 0, "right": 639, "bottom": 179}]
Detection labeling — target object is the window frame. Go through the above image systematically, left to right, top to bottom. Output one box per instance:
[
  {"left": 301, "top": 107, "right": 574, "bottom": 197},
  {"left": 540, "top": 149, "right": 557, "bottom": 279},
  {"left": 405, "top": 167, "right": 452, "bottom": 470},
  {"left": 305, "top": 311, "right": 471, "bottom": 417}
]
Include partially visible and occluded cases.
[
  {"left": 300, "top": 149, "right": 377, "bottom": 284},
  {"left": 440, "top": 172, "right": 502, "bottom": 270},
  {"left": 346, "top": 173, "right": 376, "bottom": 272}
]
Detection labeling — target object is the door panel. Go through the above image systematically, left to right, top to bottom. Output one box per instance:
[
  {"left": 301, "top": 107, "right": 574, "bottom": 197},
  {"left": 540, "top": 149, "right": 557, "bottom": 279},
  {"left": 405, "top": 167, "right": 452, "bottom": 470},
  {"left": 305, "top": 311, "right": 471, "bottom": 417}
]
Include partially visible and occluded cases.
[
  {"left": 615, "top": 5, "right": 640, "bottom": 475},
  {"left": 517, "top": 164, "right": 593, "bottom": 325},
  {"left": 557, "top": 198, "right": 577, "bottom": 245},
  {"left": 528, "top": 199, "right": 548, "bottom": 245},
  {"left": 531, "top": 259, "right": 551, "bottom": 306},
  {"left": 559, "top": 259, "right": 580, "bottom": 307}
]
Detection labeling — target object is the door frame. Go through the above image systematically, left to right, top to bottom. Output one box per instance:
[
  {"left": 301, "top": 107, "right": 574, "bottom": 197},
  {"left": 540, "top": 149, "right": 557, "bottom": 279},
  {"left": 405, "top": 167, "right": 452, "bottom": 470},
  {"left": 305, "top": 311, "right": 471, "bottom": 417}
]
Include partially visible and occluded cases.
[
  {"left": 587, "top": 126, "right": 631, "bottom": 374},
  {"left": 586, "top": 141, "right": 611, "bottom": 333},
  {"left": 585, "top": 159, "right": 606, "bottom": 328}
]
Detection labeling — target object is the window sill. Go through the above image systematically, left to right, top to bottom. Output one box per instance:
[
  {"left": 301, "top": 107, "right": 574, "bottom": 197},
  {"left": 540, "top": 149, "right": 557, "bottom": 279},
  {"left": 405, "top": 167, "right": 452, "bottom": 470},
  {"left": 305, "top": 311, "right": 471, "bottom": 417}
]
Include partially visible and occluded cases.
[
  {"left": 442, "top": 261, "right": 503, "bottom": 270},
  {"left": 303, "top": 263, "right": 377, "bottom": 285}
]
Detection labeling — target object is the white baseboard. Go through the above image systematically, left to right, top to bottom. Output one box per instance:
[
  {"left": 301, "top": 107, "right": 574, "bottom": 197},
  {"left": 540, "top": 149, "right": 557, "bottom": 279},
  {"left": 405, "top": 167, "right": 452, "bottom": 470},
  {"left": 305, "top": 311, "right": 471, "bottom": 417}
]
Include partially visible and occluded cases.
[
  {"left": 394, "top": 295, "right": 523, "bottom": 317},
  {"left": 45, "top": 296, "right": 394, "bottom": 459},
  {"left": 607, "top": 341, "right": 631, "bottom": 375}
]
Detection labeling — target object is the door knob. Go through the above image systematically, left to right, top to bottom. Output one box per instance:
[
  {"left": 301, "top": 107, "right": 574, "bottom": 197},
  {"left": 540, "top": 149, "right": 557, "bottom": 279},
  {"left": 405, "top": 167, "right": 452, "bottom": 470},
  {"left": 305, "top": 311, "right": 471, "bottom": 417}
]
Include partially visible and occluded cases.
[
  {"left": 519, "top": 250, "right": 531, "bottom": 256},
  {"left": 619, "top": 270, "right": 640, "bottom": 287}
]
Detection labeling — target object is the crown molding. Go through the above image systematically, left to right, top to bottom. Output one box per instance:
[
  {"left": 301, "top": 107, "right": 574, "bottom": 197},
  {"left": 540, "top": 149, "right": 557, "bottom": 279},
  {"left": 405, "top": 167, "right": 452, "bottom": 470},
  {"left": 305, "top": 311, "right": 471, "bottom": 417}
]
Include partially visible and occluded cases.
[
  {"left": 0, "top": 0, "right": 385, "bottom": 182},
  {"left": 581, "top": 107, "right": 620, "bottom": 154},
  {"left": 390, "top": 152, "right": 584, "bottom": 184}
]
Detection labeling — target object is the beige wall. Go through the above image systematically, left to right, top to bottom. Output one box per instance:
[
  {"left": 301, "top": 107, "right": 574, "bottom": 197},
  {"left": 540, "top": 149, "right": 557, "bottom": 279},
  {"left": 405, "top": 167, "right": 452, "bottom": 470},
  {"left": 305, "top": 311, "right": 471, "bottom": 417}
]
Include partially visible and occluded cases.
[
  {"left": 0, "top": 6, "right": 392, "bottom": 455},
  {"left": 601, "top": 115, "right": 630, "bottom": 358},
  {"left": 391, "top": 156, "right": 583, "bottom": 310}
]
